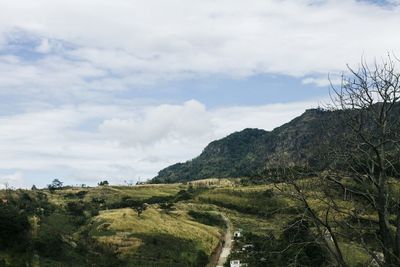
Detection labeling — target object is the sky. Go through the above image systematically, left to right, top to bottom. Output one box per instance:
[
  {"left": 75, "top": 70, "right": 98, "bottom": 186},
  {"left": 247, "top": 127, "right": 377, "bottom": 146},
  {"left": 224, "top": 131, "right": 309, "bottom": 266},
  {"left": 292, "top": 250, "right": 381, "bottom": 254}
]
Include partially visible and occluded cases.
[{"left": 0, "top": 0, "right": 400, "bottom": 188}]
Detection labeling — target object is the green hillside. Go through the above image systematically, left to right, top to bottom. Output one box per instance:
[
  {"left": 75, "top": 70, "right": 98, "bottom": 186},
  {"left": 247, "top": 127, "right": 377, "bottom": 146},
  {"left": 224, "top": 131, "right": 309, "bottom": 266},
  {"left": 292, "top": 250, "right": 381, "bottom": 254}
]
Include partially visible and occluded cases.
[
  {"left": 152, "top": 103, "right": 400, "bottom": 184},
  {"left": 152, "top": 108, "right": 342, "bottom": 183},
  {"left": 0, "top": 178, "right": 377, "bottom": 266},
  {"left": 0, "top": 184, "right": 223, "bottom": 267}
]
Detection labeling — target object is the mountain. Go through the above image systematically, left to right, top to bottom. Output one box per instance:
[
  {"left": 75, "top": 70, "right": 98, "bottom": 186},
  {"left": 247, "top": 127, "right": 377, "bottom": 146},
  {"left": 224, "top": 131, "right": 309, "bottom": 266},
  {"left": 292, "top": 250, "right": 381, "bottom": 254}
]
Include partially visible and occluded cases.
[
  {"left": 152, "top": 103, "right": 400, "bottom": 184},
  {"left": 151, "top": 108, "right": 342, "bottom": 183}
]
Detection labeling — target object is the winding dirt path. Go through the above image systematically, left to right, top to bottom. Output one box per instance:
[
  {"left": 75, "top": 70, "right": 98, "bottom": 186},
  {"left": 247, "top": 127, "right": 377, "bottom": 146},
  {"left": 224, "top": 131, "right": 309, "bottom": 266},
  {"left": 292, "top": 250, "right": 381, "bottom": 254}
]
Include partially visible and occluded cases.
[{"left": 216, "top": 215, "right": 233, "bottom": 267}]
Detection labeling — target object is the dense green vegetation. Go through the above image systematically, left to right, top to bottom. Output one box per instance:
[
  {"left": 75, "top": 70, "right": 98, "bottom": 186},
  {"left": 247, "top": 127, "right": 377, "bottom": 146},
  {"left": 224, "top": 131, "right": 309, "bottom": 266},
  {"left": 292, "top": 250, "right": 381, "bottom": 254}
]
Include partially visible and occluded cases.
[
  {"left": 0, "top": 177, "right": 381, "bottom": 266},
  {"left": 0, "top": 183, "right": 229, "bottom": 267},
  {"left": 225, "top": 219, "right": 327, "bottom": 267}
]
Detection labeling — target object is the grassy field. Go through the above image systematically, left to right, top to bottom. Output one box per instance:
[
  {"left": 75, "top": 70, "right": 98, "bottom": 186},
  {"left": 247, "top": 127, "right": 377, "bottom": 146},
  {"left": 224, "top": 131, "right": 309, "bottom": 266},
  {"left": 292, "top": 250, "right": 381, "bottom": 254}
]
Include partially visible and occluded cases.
[
  {"left": 0, "top": 178, "right": 375, "bottom": 266},
  {"left": 191, "top": 179, "right": 372, "bottom": 266},
  {"left": 45, "top": 184, "right": 183, "bottom": 206},
  {"left": 89, "top": 206, "right": 221, "bottom": 266}
]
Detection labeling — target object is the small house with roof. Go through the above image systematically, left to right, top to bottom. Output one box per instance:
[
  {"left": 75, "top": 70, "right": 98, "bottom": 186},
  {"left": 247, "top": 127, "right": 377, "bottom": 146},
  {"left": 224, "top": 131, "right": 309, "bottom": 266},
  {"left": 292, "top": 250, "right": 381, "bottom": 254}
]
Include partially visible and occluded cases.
[
  {"left": 233, "top": 229, "right": 242, "bottom": 238},
  {"left": 230, "top": 260, "right": 241, "bottom": 267}
]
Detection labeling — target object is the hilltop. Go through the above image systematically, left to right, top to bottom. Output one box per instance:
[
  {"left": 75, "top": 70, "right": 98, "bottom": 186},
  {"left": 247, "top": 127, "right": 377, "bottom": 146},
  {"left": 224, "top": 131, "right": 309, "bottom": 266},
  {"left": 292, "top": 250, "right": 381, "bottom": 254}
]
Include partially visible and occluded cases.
[{"left": 152, "top": 108, "right": 342, "bottom": 183}]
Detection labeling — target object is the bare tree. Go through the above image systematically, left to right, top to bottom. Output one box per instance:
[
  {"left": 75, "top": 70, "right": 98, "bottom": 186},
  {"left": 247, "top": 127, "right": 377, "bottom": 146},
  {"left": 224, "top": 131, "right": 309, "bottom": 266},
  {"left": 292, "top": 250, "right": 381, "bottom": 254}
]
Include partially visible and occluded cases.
[
  {"left": 274, "top": 56, "right": 400, "bottom": 267},
  {"left": 328, "top": 56, "right": 400, "bottom": 266},
  {"left": 273, "top": 165, "right": 351, "bottom": 267}
]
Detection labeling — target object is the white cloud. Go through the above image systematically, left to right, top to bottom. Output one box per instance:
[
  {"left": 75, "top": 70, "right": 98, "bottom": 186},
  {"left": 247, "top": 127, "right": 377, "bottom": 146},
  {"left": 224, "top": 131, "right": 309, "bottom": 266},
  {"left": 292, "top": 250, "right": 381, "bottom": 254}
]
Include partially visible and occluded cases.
[
  {"left": 0, "top": 0, "right": 399, "bottom": 92},
  {"left": 0, "top": 55, "right": 107, "bottom": 99},
  {"left": 301, "top": 75, "right": 343, "bottom": 87},
  {"left": 0, "top": 100, "right": 314, "bottom": 188},
  {"left": 99, "top": 100, "right": 213, "bottom": 146},
  {"left": 0, "top": 172, "right": 24, "bottom": 189}
]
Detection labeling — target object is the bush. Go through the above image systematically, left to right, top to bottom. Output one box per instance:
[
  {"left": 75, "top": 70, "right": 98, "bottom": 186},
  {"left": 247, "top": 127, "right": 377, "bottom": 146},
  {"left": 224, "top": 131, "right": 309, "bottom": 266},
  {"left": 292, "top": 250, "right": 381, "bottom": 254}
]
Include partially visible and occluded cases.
[
  {"left": 48, "top": 179, "right": 63, "bottom": 192},
  {"left": 98, "top": 180, "right": 109, "bottom": 186},
  {"left": 263, "top": 189, "right": 274, "bottom": 198},
  {"left": 65, "top": 191, "right": 87, "bottom": 199},
  {"left": 66, "top": 201, "right": 86, "bottom": 217},
  {"left": 0, "top": 203, "right": 31, "bottom": 251},
  {"left": 188, "top": 210, "right": 225, "bottom": 227},
  {"left": 33, "top": 213, "right": 76, "bottom": 259},
  {"left": 195, "top": 250, "right": 209, "bottom": 267}
]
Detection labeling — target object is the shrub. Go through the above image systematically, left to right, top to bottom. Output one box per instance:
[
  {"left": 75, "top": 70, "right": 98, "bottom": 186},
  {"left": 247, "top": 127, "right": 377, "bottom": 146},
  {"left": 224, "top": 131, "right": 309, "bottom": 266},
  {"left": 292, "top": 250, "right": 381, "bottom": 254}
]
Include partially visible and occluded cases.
[
  {"left": 0, "top": 203, "right": 31, "bottom": 251},
  {"left": 188, "top": 210, "right": 225, "bottom": 227}
]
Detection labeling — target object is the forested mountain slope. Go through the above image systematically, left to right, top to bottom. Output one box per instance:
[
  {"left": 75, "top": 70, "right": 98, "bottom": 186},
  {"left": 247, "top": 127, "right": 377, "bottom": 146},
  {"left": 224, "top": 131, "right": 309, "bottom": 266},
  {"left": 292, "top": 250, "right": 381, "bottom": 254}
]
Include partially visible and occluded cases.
[
  {"left": 152, "top": 105, "right": 400, "bottom": 183},
  {"left": 152, "top": 109, "right": 330, "bottom": 183}
]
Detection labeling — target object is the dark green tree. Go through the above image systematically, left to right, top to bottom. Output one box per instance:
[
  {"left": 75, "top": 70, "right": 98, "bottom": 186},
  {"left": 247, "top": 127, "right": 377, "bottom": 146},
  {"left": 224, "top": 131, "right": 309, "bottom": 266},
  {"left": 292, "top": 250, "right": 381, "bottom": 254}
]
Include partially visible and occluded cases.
[
  {"left": 48, "top": 179, "right": 63, "bottom": 191},
  {"left": 98, "top": 180, "right": 109, "bottom": 186},
  {"left": 133, "top": 202, "right": 147, "bottom": 217},
  {"left": 0, "top": 203, "right": 31, "bottom": 251}
]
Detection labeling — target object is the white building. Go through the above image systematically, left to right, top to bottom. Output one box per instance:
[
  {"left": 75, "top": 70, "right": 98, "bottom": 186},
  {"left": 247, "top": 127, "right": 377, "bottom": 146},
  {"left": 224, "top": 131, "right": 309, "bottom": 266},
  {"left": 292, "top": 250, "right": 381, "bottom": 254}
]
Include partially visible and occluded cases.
[
  {"left": 233, "top": 229, "right": 243, "bottom": 238},
  {"left": 233, "top": 231, "right": 241, "bottom": 238},
  {"left": 230, "top": 260, "right": 241, "bottom": 267}
]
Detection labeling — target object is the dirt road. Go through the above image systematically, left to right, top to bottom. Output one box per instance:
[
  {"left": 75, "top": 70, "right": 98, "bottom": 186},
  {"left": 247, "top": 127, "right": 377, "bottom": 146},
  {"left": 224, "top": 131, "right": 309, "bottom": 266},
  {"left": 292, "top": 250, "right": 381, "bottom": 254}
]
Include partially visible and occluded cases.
[{"left": 216, "top": 215, "right": 232, "bottom": 267}]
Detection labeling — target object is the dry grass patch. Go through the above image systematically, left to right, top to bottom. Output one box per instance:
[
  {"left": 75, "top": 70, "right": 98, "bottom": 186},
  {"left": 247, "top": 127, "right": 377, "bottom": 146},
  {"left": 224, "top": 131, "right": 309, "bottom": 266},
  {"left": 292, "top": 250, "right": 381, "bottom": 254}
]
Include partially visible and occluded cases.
[{"left": 91, "top": 206, "right": 221, "bottom": 256}]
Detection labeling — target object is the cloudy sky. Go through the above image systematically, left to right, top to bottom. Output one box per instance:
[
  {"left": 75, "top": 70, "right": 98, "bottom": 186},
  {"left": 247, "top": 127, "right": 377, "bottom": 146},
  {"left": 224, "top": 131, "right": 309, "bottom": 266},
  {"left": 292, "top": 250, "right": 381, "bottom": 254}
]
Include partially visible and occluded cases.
[{"left": 0, "top": 0, "right": 399, "bottom": 188}]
